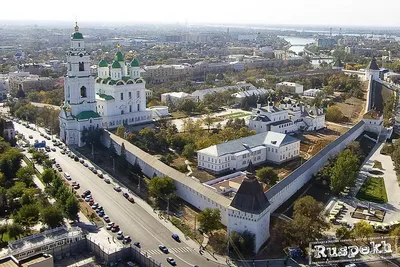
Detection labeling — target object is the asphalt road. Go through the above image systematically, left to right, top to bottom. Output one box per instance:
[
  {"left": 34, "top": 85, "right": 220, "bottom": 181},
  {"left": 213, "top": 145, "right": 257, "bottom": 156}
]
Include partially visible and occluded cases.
[{"left": 12, "top": 120, "right": 220, "bottom": 267}]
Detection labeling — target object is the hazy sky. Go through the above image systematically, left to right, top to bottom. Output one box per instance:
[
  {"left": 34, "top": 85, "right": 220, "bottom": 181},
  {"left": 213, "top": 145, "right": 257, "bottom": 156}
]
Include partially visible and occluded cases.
[{"left": 2, "top": 0, "right": 399, "bottom": 27}]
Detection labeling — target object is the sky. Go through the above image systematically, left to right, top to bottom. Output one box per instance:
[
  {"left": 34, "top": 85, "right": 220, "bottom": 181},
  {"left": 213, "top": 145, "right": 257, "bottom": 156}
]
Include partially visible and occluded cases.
[{"left": 1, "top": 0, "right": 400, "bottom": 27}]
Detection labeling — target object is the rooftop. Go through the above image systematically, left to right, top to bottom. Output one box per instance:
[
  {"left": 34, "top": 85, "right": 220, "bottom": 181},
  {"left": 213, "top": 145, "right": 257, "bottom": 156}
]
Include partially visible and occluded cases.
[
  {"left": 367, "top": 57, "right": 380, "bottom": 71},
  {"left": 191, "top": 83, "right": 256, "bottom": 97},
  {"left": 161, "top": 92, "right": 191, "bottom": 98},
  {"left": 96, "top": 93, "right": 115, "bottom": 101},
  {"left": 75, "top": 111, "right": 101, "bottom": 121},
  {"left": 197, "top": 131, "right": 299, "bottom": 157},
  {"left": 19, "top": 253, "right": 52, "bottom": 266},
  {"left": 0, "top": 257, "right": 18, "bottom": 267}
]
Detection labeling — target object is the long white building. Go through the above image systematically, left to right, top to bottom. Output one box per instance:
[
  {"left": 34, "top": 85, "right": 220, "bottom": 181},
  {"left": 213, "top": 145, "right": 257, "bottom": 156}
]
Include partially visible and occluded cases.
[
  {"left": 248, "top": 100, "right": 325, "bottom": 134},
  {"left": 197, "top": 131, "right": 300, "bottom": 174}
]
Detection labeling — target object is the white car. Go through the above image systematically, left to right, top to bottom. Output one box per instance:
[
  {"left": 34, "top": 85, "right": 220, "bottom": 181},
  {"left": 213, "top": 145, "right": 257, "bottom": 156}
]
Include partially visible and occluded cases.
[
  {"left": 113, "top": 186, "right": 121, "bottom": 192},
  {"left": 103, "top": 215, "right": 110, "bottom": 223},
  {"left": 106, "top": 222, "right": 114, "bottom": 230}
]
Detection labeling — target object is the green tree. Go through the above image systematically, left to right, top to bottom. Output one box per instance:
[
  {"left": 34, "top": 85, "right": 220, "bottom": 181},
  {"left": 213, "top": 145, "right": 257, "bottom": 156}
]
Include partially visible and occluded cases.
[
  {"left": 178, "top": 98, "right": 197, "bottom": 115},
  {"left": 326, "top": 106, "right": 345, "bottom": 123},
  {"left": 203, "top": 113, "right": 214, "bottom": 132},
  {"left": 116, "top": 126, "right": 126, "bottom": 138},
  {"left": 182, "top": 143, "right": 196, "bottom": 159},
  {"left": 0, "top": 148, "right": 23, "bottom": 179},
  {"left": 330, "top": 149, "right": 359, "bottom": 193},
  {"left": 31, "top": 151, "right": 47, "bottom": 165},
  {"left": 16, "top": 165, "right": 35, "bottom": 187},
  {"left": 256, "top": 167, "right": 279, "bottom": 187},
  {"left": 41, "top": 168, "right": 55, "bottom": 186},
  {"left": 148, "top": 176, "right": 176, "bottom": 200},
  {"left": 7, "top": 181, "right": 27, "bottom": 199},
  {"left": 64, "top": 195, "right": 80, "bottom": 221},
  {"left": 14, "top": 204, "right": 40, "bottom": 227},
  {"left": 41, "top": 206, "right": 64, "bottom": 228},
  {"left": 197, "top": 208, "right": 222, "bottom": 235},
  {"left": 353, "top": 220, "right": 374, "bottom": 238},
  {"left": 7, "top": 223, "right": 24, "bottom": 240},
  {"left": 0, "top": 224, "right": 7, "bottom": 241},
  {"left": 336, "top": 226, "right": 351, "bottom": 240},
  {"left": 390, "top": 226, "right": 400, "bottom": 238},
  {"left": 229, "top": 230, "right": 255, "bottom": 257}
]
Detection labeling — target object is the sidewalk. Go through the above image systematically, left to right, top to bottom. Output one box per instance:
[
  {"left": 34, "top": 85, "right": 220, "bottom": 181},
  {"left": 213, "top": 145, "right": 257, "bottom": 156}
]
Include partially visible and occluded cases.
[{"left": 24, "top": 154, "right": 123, "bottom": 253}]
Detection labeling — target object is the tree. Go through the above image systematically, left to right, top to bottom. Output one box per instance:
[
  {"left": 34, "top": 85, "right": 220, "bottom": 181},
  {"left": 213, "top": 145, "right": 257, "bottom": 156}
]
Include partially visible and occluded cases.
[
  {"left": 178, "top": 98, "right": 197, "bottom": 115},
  {"left": 326, "top": 106, "right": 345, "bottom": 123},
  {"left": 203, "top": 113, "right": 214, "bottom": 132},
  {"left": 116, "top": 126, "right": 126, "bottom": 138},
  {"left": 182, "top": 143, "right": 196, "bottom": 159},
  {"left": 0, "top": 148, "right": 23, "bottom": 179},
  {"left": 330, "top": 149, "right": 359, "bottom": 193},
  {"left": 31, "top": 151, "right": 47, "bottom": 165},
  {"left": 16, "top": 166, "right": 34, "bottom": 187},
  {"left": 256, "top": 167, "right": 279, "bottom": 186},
  {"left": 41, "top": 168, "right": 55, "bottom": 186},
  {"left": 148, "top": 176, "right": 176, "bottom": 200},
  {"left": 64, "top": 195, "right": 80, "bottom": 221},
  {"left": 14, "top": 204, "right": 40, "bottom": 227},
  {"left": 41, "top": 206, "right": 64, "bottom": 228},
  {"left": 197, "top": 208, "right": 222, "bottom": 234},
  {"left": 353, "top": 220, "right": 374, "bottom": 239},
  {"left": 7, "top": 223, "right": 24, "bottom": 240},
  {"left": 0, "top": 224, "right": 7, "bottom": 241},
  {"left": 336, "top": 226, "right": 351, "bottom": 240},
  {"left": 390, "top": 226, "right": 400, "bottom": 238},
  {"left": 229, "top": 230, "right": 255, "bottom": 257}
]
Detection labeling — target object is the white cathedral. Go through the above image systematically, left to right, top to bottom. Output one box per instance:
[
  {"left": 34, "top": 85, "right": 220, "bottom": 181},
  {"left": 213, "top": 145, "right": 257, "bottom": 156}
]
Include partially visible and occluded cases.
[{"left": 59, "top": 24, "right": 152, "bottom": 146}]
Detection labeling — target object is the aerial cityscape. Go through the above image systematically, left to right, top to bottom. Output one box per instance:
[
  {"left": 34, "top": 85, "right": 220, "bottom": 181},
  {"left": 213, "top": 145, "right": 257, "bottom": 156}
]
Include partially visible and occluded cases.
[{"left": 2, "top": 1, "right": 400, "bottom": 267}]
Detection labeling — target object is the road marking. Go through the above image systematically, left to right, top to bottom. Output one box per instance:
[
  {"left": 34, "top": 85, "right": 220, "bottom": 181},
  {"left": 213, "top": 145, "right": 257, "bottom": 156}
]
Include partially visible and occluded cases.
[{"left": 144, "top": 246, "right": 194, "bottom": 256}]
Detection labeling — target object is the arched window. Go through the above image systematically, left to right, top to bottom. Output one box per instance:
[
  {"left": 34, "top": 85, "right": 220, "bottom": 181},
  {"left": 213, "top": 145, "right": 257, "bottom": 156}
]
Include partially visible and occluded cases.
[
  {"left": 79, "top": 62, "right": 84, "bottom": 71},
  {"left": 80, "top": 86, "right": 87, "bottom": 98}
]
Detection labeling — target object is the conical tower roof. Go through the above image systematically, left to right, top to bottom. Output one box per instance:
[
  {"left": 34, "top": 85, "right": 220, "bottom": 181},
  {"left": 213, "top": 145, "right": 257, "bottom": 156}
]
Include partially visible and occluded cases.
[
  {"left": 367, "top": 57, "right": 380, "bottom": 70},
  {"left": 230, "top": 161, "right": 270, "bottom": 214}
]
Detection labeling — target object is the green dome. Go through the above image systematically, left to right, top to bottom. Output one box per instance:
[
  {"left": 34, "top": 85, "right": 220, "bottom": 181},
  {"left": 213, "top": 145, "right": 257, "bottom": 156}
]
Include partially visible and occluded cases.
[
  {"left": 71, "top": 32, "right": 83, "bottom": 40},
  {"left": 115, "top": 51, "right": 124, "bottom": 62},
  {"left": 130, "top": 58, "right": 139, "bottom": 67},
  {"left": 98, "top": 59, "right": 108, "bottom": 68},
  {"left": 111, "top": 60, "right": 121, "bottom": 69}
]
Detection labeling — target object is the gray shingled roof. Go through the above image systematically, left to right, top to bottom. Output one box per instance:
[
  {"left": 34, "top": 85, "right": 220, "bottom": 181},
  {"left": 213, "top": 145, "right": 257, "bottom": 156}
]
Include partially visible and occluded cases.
[
  {"left": 367, "top": 57, "right": 380, "bottom": 70},
  {"left": 265, "top": 120, "right": 365, "bottom": 200},
  {"left": 197, "top": 131, "right": 299, "bottom": 157},
  {"left": 231, "top": 161, "right": 270, "bottom": 213}
]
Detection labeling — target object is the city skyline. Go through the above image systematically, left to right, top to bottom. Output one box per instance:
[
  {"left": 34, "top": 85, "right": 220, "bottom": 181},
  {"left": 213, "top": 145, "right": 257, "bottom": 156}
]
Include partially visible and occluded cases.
[{"left": 2, "top": 0, "right": 400, "bottom": 27}]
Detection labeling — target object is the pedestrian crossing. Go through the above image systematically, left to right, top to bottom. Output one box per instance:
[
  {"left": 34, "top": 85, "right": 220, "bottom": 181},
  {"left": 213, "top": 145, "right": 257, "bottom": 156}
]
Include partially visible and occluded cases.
[{"left": 144, "top": 246, "right": 195, "bottom": 256}]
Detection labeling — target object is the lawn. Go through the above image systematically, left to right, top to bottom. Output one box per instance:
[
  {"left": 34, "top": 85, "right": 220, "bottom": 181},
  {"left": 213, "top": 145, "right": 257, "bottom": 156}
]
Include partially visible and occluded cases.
[
  {"left": 373, "top": 160, "right": 383, "bottom": 170},
  {"left": 356, "top": 177, "right": 388, "bottom": 203}
]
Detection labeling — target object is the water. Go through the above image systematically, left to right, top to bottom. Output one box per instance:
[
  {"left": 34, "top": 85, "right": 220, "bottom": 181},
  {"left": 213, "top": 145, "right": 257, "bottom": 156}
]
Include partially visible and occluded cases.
[{"left": 279, "top": 36, "right": 315, "bottom": 54}]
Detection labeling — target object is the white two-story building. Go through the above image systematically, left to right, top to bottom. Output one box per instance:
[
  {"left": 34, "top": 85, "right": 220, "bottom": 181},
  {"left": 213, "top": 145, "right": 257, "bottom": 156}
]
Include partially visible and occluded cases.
[
  {"left": 248, "top": 99, "right": 325, "bottom": 134},
  {"left": 197, "top": 131, "right": 300, "bottom": 174}
]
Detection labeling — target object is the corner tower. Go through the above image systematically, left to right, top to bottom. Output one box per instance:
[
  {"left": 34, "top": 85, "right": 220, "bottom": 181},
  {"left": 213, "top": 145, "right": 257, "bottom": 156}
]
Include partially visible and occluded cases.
[{"left": 59, "top": 23, "right": 102, "bottom": 146}]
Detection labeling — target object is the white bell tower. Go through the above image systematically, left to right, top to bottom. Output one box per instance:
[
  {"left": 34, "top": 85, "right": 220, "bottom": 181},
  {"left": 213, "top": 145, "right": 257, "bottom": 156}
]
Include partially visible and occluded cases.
[{"left": 59, "top": 22, "right": 102, "bottom": 147}]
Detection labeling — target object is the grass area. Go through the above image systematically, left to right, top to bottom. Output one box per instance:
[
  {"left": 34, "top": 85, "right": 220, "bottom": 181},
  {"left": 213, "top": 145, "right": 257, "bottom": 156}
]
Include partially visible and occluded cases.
[
  {"left": 332, "top": 96, "right": 365, "bottom": 123},
  {"left": 170, "top": 111, "right": 188, "bottom": 119},
  {"left": 221, "top": 112, "right": 249, "bottom": 119},
  {"left": 373, "top": 160, "right": 383, "bottom": 170},
  {"left": 356, "top": 177, "right": 388, "bottom": 204}
]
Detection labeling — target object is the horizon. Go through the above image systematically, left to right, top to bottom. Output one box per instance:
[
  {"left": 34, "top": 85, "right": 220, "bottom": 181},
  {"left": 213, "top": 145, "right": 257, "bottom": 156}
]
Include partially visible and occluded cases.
[{"left": 2, "top": 0, "right": 400, "bottom": 28}]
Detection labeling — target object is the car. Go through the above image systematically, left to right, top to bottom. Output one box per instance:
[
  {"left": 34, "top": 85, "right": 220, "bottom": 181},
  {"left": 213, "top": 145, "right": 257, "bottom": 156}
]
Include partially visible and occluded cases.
[
  {"left": 40, "top": 133, "right": 44, "bottom": 137},
  {"left": 28, "top": 135, "right": 33, "bottom": 139},
  {"left": 46, "top": 136, "right": 51, "bottom": 140},
  {"left": 45, "top": 147, "right": 51, "bottom": 152},
  {"left": 51, "top": 147, "right": 56, "bottom": 152},
  {"left": 60, "top": 150, "right": 65, "bottom": 155},
  {"left": 74, "top": 156, "right": 79, "bottom": 162},
  {"left": 79, "top": 159, "right": 84, "bottom": 164},
  {"left": 83, "top": 162, "right": 88, "bottom": 167},
  {"left": 55, "top": 163, "right": 60, "bottom": 168},
  {"left": 88, "top": 166, "right": 94, "bottom": 171},
  {"left": 57, "top": 167, "right": 63, "bottom": 172},
  {"left": 92, "top": 169, "right": 98, "bottom": 174},
  {"left": 97, "top": 172, "right": 104, "bottom": 178},
  {"left": 104, "top": 178, "right": 110, "bottom": 184},
  {"left": 72, "top": 181, "right": 77, "bottom": 186},
  {"left": 73, "top": 184, "right": 80, "bottom": 190},
  {"left": 113, "top": 186, "right": 121, "bottom": 192},
  {"left": 81, "top": 190, "right": 91, "bottom": 197},
  {"left": 123, "top": 192, "right": 129, "bottom": 199},
  {"left": 84, "top": 196, "right": 91, "bottom": 202},
  {"left": 128, "top": 197, "right": 135, "bottom": 203},
  {"left": 89, "top": 199, "right": 95, "bottom": 206},
  {"left": 91, "top": 203, "right": 98, "bottom": 209},
  {"left": 98, "top": 210, "right": 105, "bottom": 217},
  {"left": 103, "top": 215, "right": 110, "bottom": 223},
  {"left": 106, "top": 222, "right": 114, "bottom": 230},
  {"left": 111, "top": 224, "right": 120, "bottom": 232},
  {"left": 117, "top": 231, "right": 124, "bottom": 239},
  {"left": 171, "top": 234, "right": 180, "bottom": 242},
  {"left": 123, "top": 236, "right": 131, "bottom": 244},
  {"left": 133, "top": 242, "right": 141, "bottom": 248},
  {"left": 159, "top": 245, "right": 169, "bottom": 254},
  {"left": 166, "top": 257, "right": 176, "bottom": 266}
]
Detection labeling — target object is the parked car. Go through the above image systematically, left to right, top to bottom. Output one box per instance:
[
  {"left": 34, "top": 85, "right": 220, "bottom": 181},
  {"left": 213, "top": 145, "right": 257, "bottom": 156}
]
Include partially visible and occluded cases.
[
  {"left": 28, "top": 135, "right": 33, "bottom": 139},
  {"left": 51, "top": 147, "right": 56, "bottom": 152},
  {"left": 60, "top": 150, "right": 65, "bottom": 155},
  {"left": 74, "top": 156, "right": 79, "bottom": 162},
  {"left": 79, "top": 159, "right": 84, "bottom": 164},
  {"left": 83, "top": 162, "right": 88, "bottom": 167},
  {"left": 88, "top": 166, "right": 94, "bottom": 171},
  {"left": 92, "top": 169, "right": 98, "bottom": 174},
  {"left": 97, "top": 172, "right": 104, "bottom": 178},
  {"left": 104, "top": 178, "right": 110, "bottom": 184},
  {"left": 114, "top": 186, "right": 121, "bottom": 192},
  {"left": 81, "top": 190, "right": 91, "bottom": 198},
  {"left": 123, "top": 193, "right": 129, "bottom": 199},
  {"left": 84, "top": 196, "right": 91, "bottom": 202},
  {"left": 128, "top": 197, "right": 135, "bottom": 203},
  {"left": 91, "top": 203, "right": 99, "bottom": 209},
  {"left": 98, "top": 210, "right": 105, "bottom": 217},
  {"left": 103, "top": 215, "right": 110, "bottom": 223},
  {"left": 106, "top": 222, "right": 114, "bottom": 230},
  {"left": 111, "top": 224, "right": 120, "bottom": 232},
  {"left": 117, "top": 231, "right": 124, "bottom": 240},
  {"left": 123, "top": 236, "right": 131, "bottom": 244},
  {"left": 133, "top": 242, "right": 141, "bottom": 248},
  {"left": 159, "top": 245, "right": 169, "bottom": 254},
  {"left": 166, "top": 257, "right": 176, "bottom": 266}
]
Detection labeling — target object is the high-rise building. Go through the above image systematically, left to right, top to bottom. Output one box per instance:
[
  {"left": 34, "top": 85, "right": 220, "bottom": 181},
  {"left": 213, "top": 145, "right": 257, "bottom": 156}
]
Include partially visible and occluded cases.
[{"left": 59, "top": 23, "right": 102, "bottom": 146}]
